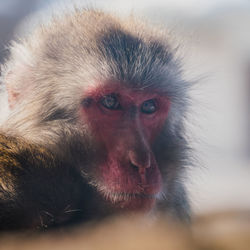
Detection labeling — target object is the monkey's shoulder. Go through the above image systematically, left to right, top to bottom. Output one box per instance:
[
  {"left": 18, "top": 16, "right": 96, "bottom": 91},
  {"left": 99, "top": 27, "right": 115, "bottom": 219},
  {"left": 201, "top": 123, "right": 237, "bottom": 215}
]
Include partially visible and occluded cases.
[
  {"left": 0, "top": 133, "right": 56, "bottom": 173},
  {"left": 0, "top": 133, "right": 65, "bottom": 204}
]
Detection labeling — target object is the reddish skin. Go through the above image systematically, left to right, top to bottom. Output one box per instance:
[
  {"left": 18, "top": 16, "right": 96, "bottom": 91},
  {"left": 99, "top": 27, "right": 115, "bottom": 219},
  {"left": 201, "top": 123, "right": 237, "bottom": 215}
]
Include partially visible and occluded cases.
[{"left": 81, "top": 82, "right": 170, "bottom": 211}]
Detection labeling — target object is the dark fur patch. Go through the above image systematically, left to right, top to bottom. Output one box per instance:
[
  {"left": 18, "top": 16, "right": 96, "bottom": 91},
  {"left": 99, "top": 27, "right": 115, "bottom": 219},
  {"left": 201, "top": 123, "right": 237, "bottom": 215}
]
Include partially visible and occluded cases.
[{"left": 98, "top": 29, "right": 173, "bottom": 86}]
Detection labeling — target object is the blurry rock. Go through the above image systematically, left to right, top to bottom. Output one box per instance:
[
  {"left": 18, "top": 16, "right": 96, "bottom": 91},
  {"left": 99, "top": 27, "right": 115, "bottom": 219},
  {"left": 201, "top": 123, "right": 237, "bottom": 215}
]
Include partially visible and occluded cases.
[{"left": 0, "top": 211, "right": 249, "bottom": 250}]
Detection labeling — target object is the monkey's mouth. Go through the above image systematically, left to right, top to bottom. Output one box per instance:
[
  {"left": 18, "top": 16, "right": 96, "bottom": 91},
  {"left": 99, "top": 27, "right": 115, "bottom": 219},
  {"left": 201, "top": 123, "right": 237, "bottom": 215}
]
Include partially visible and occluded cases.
[
  {"left": 85, "top": 175, "right": 160, "bottom": 211},
  {"left": 101, "top": 191, "right": 157, "bottom": 211}
]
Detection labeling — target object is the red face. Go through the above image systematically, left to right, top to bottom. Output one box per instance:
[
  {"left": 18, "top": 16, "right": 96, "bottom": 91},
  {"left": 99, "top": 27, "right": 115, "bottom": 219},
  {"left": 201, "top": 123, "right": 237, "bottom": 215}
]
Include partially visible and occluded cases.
[{"left": 80, "top": 82, "right": 170, "bottom": 212}]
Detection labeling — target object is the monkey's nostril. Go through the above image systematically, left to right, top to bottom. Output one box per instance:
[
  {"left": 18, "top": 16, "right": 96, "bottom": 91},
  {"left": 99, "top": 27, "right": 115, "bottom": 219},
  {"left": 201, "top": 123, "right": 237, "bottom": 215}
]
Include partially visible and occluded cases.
[
  {"left": 128, "top": 150, "right": 151, "bottom": 170},
  {"left": 129, "top": 161, "right": 147, "bottom": 182},
  {"left": 130, "top": 161, "right": 147, "bottom": 174},
  {"left": 130, "top": 162, "right": 139, "bottom": 171}
]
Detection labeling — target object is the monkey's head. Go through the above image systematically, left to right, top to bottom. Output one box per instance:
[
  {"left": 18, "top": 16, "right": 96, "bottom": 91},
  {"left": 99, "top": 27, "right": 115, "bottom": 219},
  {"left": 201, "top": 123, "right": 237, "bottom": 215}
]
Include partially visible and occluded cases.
[{"left": 2, "top": 10, "right": 191, "bottom": 218}]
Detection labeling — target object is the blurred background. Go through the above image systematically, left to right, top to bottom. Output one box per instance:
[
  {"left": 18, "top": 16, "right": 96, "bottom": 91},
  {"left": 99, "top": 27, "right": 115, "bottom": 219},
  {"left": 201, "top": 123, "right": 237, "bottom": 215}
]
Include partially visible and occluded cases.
[{"left": 0, "top": 0, "right": 249, "bottom": 216}]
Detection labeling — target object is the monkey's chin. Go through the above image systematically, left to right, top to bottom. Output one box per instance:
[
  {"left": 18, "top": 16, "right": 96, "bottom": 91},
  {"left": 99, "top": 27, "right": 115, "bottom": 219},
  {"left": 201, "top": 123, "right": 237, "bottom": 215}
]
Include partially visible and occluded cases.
[{"left": 103, "top": 192, "right": 157, "bottom": 212}]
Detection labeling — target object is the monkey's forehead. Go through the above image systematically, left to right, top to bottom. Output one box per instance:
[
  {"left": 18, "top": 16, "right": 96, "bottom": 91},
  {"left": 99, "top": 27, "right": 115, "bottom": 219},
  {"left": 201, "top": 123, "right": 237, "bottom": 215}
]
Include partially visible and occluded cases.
[{"left": 4, "top": 9, "right": 189, "bottom": 101}]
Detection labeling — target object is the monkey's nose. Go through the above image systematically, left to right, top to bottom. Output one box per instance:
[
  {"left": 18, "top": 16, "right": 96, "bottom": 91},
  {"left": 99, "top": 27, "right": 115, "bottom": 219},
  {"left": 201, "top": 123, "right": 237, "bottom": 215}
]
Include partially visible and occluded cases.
[{"left": 128, "top": 150, "right": 151, "bottom": 171}]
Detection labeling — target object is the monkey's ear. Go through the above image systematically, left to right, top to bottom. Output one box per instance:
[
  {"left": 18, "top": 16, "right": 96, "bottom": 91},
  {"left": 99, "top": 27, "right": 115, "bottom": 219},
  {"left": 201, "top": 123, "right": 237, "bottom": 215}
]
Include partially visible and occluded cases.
[
  {"left": 3, "top": 42, "right": 34, "bottom": 109},
  {"left": 4, "top": 65, "right": 32, "bottom": 109},
  {"left": 5, "top": 71, "right": 20, "bottom": 109},
  {"left": 6, "top": 83, "right": 20, "bottom": 109}
]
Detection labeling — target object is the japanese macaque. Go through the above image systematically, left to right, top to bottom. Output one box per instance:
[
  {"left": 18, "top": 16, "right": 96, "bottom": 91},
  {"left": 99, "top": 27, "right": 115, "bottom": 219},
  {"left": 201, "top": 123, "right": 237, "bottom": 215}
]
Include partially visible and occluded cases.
[{"left": 0, "top": 9, "right": 192, "bottom": 230}]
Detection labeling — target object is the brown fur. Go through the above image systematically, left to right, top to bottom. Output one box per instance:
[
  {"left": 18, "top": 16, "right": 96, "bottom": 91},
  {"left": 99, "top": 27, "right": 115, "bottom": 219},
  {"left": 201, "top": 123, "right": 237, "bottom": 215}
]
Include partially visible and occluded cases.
[{"left": 0, "top": 133, "right": 86, "bottom": 230}]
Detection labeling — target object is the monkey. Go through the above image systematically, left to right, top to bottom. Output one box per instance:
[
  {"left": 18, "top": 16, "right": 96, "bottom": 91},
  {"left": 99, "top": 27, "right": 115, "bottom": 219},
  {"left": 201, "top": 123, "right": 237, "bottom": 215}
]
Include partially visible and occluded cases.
[{"left": 0, "top": 9, "right": 192, "bottom": 230}]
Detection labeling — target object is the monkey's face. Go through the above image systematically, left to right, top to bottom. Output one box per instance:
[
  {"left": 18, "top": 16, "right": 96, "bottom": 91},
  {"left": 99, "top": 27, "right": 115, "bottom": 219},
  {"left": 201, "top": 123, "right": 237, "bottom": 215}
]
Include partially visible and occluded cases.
[{"left": 80, "top": 82, "right": 170, "bottom": 212}]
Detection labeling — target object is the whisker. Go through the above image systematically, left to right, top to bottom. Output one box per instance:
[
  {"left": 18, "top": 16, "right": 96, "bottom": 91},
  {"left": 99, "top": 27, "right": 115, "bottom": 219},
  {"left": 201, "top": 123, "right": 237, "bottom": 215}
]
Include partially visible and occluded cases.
[
  {"left": 64, "top": 209, "right": 82, "bottom": 214},
  {"left": 42, "top": 210, "right": 54, "bottom": 218}
]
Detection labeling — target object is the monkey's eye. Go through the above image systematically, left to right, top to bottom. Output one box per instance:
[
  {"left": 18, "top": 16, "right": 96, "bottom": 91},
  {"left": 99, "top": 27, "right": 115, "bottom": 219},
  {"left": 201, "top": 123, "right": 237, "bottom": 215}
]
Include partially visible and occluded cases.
[
  {"left": 101, "top": 94, "right": 120, "bottom": 110},
  {"left": 141, "top": 99, "right": 157, "bottom": 114}
]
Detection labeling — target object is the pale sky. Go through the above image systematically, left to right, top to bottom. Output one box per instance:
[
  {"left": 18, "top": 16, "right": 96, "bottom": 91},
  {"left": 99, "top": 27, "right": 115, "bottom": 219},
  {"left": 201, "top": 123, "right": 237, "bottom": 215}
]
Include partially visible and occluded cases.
[{"left": 1, "top": 0, "right": 248, "bottom": 16}]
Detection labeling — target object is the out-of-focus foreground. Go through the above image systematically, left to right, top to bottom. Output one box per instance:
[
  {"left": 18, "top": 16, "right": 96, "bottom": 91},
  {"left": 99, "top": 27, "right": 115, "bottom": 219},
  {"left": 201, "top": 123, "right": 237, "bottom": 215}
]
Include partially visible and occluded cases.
[{"left": 0, "top": 212, "right": 249, "bottom": 250}]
